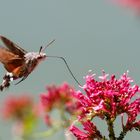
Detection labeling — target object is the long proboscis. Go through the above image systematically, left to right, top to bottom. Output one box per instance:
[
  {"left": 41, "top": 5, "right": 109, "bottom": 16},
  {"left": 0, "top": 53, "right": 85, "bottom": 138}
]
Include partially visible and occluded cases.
[{"left": 47, "top": 55, "right": 82, "bottom": 86}]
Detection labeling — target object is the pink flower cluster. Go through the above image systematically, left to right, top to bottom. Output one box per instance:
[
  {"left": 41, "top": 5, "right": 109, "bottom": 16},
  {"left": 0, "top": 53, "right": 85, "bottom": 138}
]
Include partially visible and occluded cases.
[
  {"left": 114, "top": 0, "right": 140, "bottom": 12},
  {"left": 70, "top": 71, "right": 140, "bottom": 139},
  {"left": 2, "top": 72, "right": 140, "bottom": 139},
  {"left": 40, "top": 83, "right": 81, "bottom": 126},
  {"left": 40, "top": 83, "right": 80, "bottom": 113},
  {"left": 1, "top": 95, "right": 39, "bottom": 139},
  {"left": 2, "top": 95, "right": 35, "bottom": 120},
  {"left": 70, "top": 121, "right": 102, "bottom": 140}
]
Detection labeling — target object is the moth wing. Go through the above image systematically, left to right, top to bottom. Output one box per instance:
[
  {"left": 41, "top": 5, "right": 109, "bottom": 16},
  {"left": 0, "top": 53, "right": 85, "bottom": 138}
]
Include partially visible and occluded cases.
[
  {"left": 0, "top": 35, "right": 27, "bottom": 57},
  {"left": 0, "top": 47, "right": 24, "bottom": 72},
  {"left": 0, "top": 47, "right": 19, "bottom": 63},
  {"left": 4, "top": 58, "right": 24, "bottom": 73}
]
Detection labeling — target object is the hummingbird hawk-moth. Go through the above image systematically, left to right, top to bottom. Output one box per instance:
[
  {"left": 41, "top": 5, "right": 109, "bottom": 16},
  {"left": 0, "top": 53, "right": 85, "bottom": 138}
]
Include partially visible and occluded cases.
[
  {"left": 0, "top": 35, "right": 81, "bottom": 91},
  {"left": 0, "top": 35, "right": 56, "bottom": 91}
]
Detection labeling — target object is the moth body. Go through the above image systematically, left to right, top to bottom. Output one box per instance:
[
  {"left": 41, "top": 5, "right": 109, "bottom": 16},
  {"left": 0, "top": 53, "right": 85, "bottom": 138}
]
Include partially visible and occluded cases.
[{"left": 24, "top": 52, "right": 46, "bottom": 74}]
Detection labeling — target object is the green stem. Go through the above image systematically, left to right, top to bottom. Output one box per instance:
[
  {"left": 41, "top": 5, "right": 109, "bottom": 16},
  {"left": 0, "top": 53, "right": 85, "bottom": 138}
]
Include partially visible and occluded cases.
[
  {"left": 59, "top": 105, "right": 70, "bottom": 128},
  {"left": 60, "top": 107, "right": 67, "bottom": 122},
  {"left": 106, "top": 117, "right": 116, "bottom": 140},
  {"left": 101, "top": 136, "right": 108, "bottom": 140}
]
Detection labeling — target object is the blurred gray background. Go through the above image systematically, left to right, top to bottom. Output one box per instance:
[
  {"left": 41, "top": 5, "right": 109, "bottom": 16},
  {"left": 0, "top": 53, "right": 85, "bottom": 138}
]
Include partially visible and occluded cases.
[{"left": 0, "top": 0, "right": 140, "bottom": 139}]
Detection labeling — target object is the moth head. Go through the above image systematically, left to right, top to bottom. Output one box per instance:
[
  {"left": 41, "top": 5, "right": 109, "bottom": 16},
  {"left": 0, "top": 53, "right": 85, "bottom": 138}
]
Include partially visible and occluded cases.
[
  {"left": 36, "top": 39, "right": 55, "bottom": 62},
  {"left": 37, "top": 47, "right": 47, "bottom": 61}
]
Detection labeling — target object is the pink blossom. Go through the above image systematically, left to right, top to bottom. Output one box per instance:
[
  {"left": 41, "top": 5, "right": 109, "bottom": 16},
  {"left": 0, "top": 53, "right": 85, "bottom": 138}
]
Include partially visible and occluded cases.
[
  {"left": 113, "top": 0, "right": 140, "bottom": 12},
  {"left": 71, "top": 71, "right": 140, "bottom": 139},
  {"left": 75, "top": 72, "right": 140, "bottom": 119},
  {"left": 40, "top": 83, "right": 80, "bottom": 114},
  {"left": 40, "top": 83, "right": 82, "bottom": 126},
  {"left": 2, "top": 95, "right": 37, "bottom": 120},
  {"left": 70, "top": 121, "right": 102, "bottom": 140},
  {"left": 70, "top": 125, "right": 89, "bottom": 140}
]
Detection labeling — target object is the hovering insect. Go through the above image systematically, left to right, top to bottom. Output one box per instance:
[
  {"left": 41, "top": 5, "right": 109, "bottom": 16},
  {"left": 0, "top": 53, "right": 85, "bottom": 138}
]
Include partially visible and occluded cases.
[{"left": 0, "top": 35, "right": 80, "bottom": 91}]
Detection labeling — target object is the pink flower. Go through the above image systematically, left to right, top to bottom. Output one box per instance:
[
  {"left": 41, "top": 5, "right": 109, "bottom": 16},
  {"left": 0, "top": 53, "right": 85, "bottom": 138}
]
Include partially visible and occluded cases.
[
  {"left": 113, "top": 0, "right": 140, "bottom": 12},
  {"left": 71, "top": 71, "right": 140, "bottom": 139},
  {"left": 75, "top": 71, "right": 140, "bottom": 120},
  {"left": 40, "top": 83, "right": 80, "bottom": 113},
  {"left": 40, "top": 83, "right": 82, "bottom": 126},
  {"left": 1, "top": 95, "right": 39, "bottom": 139},
  {"left": 2, "top": 95, "right": 37, "bottom": 121},
  {"left": 125, "top": 98, "right": 140, "bottom": 130},
  {"left": 70, "top": 121, "right": 102, "bottom": 140},
  {"left": 70, "top": 125, "right": 88, "bottom": 140}
]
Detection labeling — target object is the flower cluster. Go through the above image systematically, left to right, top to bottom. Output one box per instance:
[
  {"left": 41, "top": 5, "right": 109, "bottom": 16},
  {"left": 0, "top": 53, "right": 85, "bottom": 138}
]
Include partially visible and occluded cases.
[
  {"left": 113, "top": 0, "right": 140, "bottom": 13},
  {"left": 70, "top": 71, "right": 140, "bottom": 139},
  {"left": 1, "top": 72, "right": 140, "bottom": 140},
  {"left": 40, "top": 83, "right": 81, "bottom": 126},
  {"left": 1, "top": 95, "right": 39, "bottom": 139},
  {"left": 2, "top": 95, "right": 36, "bottom": 120},
  {"left": 70, "top": 121, "right": 102, "bottom": 140}
]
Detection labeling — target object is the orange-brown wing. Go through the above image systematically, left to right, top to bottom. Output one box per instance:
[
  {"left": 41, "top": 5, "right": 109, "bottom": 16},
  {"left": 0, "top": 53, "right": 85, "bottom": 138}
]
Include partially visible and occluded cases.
[
  {"left": 0, "top": 35, "right": 27, "bottom": 57},
  {"left": 0, "top": 47, "right": 24, "bottom": 72},
  {"left": 0, "top": 47, "right": 19, "bottom": 63},
  {"left": 4, "top": 59, "right": 24, "bottom": 73}
]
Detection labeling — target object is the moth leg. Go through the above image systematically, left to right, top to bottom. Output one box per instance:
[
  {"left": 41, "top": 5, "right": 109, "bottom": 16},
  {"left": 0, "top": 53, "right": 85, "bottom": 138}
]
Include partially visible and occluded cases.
[
  {"left": 0, "top": 72, "right": 16, "bottom": 91},
  {"left": 15, "top": 74, "right": 29, "bottom": 85}
]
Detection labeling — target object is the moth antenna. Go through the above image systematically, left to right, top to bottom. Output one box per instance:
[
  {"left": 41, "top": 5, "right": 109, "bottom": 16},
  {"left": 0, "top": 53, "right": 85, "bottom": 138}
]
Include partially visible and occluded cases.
[
  {"left": 41, "top": 39, "right": 55, "bottom": 52},
  {"left": 39, "top": 46, "right": 43, "bottom": 54},
  {"left": 47, "top": 55, "right": 82, "bottom": 86}
]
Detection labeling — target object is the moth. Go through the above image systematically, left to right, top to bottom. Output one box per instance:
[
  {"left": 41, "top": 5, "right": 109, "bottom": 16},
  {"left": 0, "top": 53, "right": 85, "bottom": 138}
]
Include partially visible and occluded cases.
[{"left": 0, "top": 35, "right": 80, "bottom": 91}]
